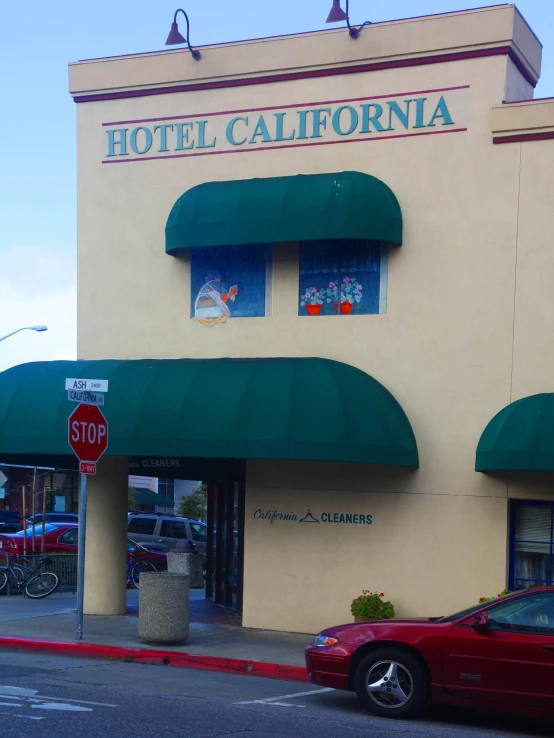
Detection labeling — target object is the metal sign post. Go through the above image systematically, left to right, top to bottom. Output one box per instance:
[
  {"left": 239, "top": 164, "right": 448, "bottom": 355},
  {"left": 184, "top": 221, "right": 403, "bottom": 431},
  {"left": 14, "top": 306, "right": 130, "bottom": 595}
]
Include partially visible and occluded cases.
[
  {"left": 66, "top": 378, "right": 109, "bottom": 642},
  {"left": 76, "top": 473, "right": 88, "bottom": 641}
]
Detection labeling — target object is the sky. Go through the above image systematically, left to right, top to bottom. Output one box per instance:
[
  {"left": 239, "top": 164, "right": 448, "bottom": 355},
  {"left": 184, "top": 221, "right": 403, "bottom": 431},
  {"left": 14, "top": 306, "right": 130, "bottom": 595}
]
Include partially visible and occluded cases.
[{"left": 1, "top": 0, "right": 553, "bottom": 373}]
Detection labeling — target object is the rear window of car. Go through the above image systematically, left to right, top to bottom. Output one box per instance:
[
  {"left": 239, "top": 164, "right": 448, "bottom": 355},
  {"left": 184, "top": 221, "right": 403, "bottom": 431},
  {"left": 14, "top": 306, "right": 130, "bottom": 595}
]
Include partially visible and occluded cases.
[
  {"left": 46, "top": 514, "right": 78, "bottom": 522},
  {"left": 128, "top": 517, "right": 157, "bottom": 535},
  {"left": 14, "top": 524, "right": 60, "bottom": 537}
]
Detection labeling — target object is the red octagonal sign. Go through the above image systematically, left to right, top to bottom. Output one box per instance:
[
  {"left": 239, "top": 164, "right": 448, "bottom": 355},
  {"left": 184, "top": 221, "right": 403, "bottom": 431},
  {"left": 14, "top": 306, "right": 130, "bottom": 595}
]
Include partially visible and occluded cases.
[{"left": 68, "top": 403, "right": 109, "bottom": 464}]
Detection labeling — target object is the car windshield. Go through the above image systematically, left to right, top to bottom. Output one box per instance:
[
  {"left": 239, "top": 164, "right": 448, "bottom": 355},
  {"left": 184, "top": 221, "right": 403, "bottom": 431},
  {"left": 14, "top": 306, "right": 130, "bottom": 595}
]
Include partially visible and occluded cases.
[
  {"left": 13, "top": 524, "right": 60, "bottom": 537},
  {"left": 438, "top": 592, "right": 517, "bottom": 623}
]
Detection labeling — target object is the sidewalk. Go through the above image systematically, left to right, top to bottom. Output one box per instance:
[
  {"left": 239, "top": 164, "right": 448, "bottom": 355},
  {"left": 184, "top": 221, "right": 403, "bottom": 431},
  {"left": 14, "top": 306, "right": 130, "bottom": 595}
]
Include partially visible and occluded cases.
[{"left": 0, "top": 590, "right": 312, "bottom": 681}]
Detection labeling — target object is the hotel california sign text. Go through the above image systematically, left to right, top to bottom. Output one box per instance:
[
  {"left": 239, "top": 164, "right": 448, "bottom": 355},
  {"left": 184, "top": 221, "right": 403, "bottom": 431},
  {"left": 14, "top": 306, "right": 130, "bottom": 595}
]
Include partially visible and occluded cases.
[{"left": 103, "top": 85, "right": 469, "bottom": 163}]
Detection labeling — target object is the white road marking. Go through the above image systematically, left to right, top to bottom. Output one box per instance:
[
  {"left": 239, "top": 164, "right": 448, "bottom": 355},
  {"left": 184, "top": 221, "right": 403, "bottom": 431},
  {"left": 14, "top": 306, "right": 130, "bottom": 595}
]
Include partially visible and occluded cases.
[
  {"left": 0, "top": 685, "right": 118, "bottom": 719},
  {"left": 0, "top": 686, "right": 118, "bottom": 708},
  {"left": 237, "top": 687, "right": 335, "bottom": 705},
  {"left": 263, "top": 702, "right": 306, "bottom": 708},
  {"left": 32, "top": 703, "right": 92, "bottom": 712},
  {"left": 0, "top": 712, "right": 45, "bottom": 721}
]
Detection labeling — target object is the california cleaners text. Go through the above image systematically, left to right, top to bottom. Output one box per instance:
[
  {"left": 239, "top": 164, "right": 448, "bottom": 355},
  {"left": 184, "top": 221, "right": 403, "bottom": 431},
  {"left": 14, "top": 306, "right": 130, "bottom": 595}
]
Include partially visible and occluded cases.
[
  {"left": 105, "top": 94, "right": 455, "bottom": 159},
  {"left": 254, "top": 510, "right": 372, "bottom": 525}
]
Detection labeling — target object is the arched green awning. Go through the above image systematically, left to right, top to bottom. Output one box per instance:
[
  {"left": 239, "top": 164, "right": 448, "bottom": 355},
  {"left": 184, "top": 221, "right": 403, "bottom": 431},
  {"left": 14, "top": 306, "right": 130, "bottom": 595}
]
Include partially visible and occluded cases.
[
  {"left": 166, "top": 171, "right": 402, "bottom": 254},
  {"left": 0, "top": 358, "right": 418, "bottom": 468},
  {"left": 476, "top": 393, "right": 554, "bottom": 471}
]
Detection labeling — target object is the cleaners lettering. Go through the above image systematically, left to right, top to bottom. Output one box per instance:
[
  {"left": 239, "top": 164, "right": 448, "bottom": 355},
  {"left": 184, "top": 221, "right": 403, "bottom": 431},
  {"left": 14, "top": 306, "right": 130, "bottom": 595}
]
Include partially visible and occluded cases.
[
  {"left": 105, "top": 94, "right": 455, "bottom": 159},
  {"left": 254, "top": 509, "right": 372, "bottom": 525}
]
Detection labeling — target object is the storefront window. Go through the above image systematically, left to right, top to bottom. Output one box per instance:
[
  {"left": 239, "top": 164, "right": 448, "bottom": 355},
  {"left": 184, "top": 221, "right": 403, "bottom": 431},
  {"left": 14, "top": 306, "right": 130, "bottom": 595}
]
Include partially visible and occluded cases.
[
  {"left": 298, "top": 239, "right": 387, "bottom": 317},
  {"left": 190, "top": 244, "right": 272, "bottom": 326},
  {"left": 43, "top": 472, "right": 78, "bottom": 514},
  {"left": 158, "top": 479, "right": 175, "bottom": 505},
  {"left": 510, "top": 502, "right": 554, "bottom": 589}
]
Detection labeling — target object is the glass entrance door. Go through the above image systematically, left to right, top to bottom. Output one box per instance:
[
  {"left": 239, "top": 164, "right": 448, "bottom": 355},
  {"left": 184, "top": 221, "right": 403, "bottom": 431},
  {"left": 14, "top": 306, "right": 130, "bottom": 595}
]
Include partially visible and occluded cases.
[{"left": 206, "top": 480, "right": 245, "bottom": 614}]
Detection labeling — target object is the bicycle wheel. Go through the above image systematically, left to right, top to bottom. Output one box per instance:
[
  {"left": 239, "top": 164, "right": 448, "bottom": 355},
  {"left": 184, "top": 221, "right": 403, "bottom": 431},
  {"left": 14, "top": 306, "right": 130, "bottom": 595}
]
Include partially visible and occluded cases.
[
  {"left": 131, "top": 560, "right": 156, "bottom": 589},
  {"left": 11, "top": 565, "right": 27, "bottom": 584},
  {"left": 0, "top": 570, "right": 8, "bottom": 592},
  {"left": 25, "top": 572, "right": 59, "bottom": 599}
]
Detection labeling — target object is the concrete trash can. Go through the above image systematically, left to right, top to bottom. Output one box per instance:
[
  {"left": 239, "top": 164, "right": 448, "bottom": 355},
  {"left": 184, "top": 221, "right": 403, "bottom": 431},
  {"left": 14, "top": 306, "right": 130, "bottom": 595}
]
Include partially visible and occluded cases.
[
  {"left": 167, "top": 551, "right": 204, "bottom": 589},
  {"left": 139, "top": 572, "right": 190, "bottom": 645}
]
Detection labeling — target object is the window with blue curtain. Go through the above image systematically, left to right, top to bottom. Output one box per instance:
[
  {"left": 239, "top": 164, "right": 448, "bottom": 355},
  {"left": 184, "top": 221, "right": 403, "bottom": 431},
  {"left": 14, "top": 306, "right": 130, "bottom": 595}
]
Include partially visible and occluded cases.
[
  {"left": 299, "top": 239, "right": 386, "bottom": 317},
  {"left": 190, "top": 244, "right": 271, "bottom": 325},
  {"left": 510, "top": 501, "right": 554, "bottom": 589}
]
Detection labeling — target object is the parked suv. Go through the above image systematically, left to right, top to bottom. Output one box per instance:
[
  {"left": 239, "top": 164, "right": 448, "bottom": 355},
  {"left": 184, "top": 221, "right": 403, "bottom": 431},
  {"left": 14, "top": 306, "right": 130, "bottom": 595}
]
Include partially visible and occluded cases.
[
  {"left": 0, "top": 511, "right": 23, "bottom": 534},
  {"left": 127, "top": 513, "right": 207, "bottom": 559}
]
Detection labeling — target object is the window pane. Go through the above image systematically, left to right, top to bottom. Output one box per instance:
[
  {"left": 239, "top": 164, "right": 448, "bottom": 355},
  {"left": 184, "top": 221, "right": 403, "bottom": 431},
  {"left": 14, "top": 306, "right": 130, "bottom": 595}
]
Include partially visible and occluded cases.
[
  {"left": 299, "top": 239, "right": 383, "bottom": 316},
  {"left": 191, "top": 244, "right": 270, "bottom": 322},
  {"left": 516, "top": 505, "right": 552, "bottom": 544},
  {"left": 128, "top": 518, "right": 157, "bottom": 535},
  {"left": 161, "top": 521, "right": 188, "bottom": 539},
  {"left": 190, "top": 523, "right": 207, "bottom": 542},
  {"left": 59, "top": 529, "right": 78, "bottom": 545},
  {"left": 514, "top": 542, "right": 552, "bottom": 585},
  {"left": 489, "top": 593, "right": 554, "bottom": 634}
]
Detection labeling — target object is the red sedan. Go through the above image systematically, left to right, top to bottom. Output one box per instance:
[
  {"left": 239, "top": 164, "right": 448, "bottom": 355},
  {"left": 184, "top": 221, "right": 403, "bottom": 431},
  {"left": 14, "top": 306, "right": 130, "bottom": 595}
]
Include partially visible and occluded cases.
[
  {"left": 0, "top": 524, "right": 167, "bottom": 569},
  {"left": 305, "top": 587, "right": 554, "bottom": 719}
]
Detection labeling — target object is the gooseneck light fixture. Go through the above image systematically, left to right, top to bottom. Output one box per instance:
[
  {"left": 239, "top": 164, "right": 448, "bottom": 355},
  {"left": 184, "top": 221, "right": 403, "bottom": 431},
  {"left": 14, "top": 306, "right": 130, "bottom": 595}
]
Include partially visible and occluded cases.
[
  {"left": 326, "top": 0, "right": 372, "bottom": 39},
  {"left": 165, "top": 8, "right": 201, "bottom": 60},
  {"left": 0, "top": 326, "right": 48, "bottom": 343}
]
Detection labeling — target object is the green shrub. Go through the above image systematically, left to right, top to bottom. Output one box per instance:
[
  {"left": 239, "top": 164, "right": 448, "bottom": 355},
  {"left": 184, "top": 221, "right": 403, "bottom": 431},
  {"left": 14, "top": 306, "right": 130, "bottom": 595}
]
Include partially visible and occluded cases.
[{"left": 351, "top": 590, "right": 395, "bottom": 621}]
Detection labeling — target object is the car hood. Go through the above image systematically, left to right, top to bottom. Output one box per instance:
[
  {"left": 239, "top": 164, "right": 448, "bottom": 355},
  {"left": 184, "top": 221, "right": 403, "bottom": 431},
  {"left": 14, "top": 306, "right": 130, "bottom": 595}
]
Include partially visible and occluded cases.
[{"left": 316, "top": 617, "right": 448, "bottom": 642}]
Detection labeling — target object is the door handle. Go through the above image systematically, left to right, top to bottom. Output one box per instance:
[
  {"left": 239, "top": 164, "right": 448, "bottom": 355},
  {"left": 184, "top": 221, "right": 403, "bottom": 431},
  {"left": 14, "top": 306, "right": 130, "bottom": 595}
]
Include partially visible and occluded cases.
[{"left": 540, "top": 645, "right": 554, "bottom": 651}]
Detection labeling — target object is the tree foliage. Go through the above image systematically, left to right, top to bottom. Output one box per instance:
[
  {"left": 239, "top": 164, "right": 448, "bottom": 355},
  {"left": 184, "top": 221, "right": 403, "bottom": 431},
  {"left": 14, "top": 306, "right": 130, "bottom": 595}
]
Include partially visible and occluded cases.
[
  {"left": 176, "top": 484, "right": 207, "bottom": 521},
  {"left": 128, "top": 487, "right": 140, "bottom": 510}
]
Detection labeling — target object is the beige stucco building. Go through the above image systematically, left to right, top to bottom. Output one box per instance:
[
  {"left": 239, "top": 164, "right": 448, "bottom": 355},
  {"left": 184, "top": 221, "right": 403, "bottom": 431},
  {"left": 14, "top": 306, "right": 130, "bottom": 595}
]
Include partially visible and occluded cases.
[
  {"left": 2, "top": 4, "right": 554, "bottom": 635},
  {"left": 66, "top": 4, "right": 554, "bottom": 633}
]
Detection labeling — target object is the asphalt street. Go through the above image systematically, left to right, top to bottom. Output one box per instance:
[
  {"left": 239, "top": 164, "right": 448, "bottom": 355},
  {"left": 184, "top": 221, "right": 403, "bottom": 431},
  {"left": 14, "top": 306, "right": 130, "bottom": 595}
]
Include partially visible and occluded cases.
[{"left": 0, "top": 650, "right": 552, "bottom": 738}]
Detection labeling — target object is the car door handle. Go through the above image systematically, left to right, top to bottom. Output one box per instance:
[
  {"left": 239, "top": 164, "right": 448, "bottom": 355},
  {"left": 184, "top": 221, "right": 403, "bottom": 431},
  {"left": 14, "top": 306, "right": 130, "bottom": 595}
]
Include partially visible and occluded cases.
[{"left": 541, "top": 645, "right": 554, "bottom": 651}]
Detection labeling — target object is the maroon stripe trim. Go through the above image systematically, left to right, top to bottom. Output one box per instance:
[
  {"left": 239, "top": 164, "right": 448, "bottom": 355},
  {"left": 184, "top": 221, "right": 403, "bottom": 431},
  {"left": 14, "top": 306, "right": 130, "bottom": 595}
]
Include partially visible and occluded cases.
[
  {"left": 73, "top": 47, "right": 535, "bottom": 104},
  {"left": 103, "top": 85, "right": 470, "bottom": 127},
  {"left": 102, "top": 127, "right": 468, "bottom": 165},
  {"left": 493, "top": 131, "right": 554, "bottom": 144}
]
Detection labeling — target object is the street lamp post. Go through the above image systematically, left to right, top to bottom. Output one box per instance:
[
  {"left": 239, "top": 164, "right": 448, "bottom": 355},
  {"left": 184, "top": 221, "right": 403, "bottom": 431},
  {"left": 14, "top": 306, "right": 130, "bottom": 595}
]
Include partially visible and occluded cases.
[{"left": 0, "top": 326, "right": 48, "bottom": 343}]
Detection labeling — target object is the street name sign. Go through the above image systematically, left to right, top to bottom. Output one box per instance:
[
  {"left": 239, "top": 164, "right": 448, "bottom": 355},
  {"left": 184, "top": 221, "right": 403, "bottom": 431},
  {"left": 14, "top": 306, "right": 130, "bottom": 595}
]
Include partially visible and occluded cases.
[
  {"left": 65, "top": 378, "right": 109, "bottom": 393},
  {"left": 67, "top": 389, "right": 105, "bottom": 406}
]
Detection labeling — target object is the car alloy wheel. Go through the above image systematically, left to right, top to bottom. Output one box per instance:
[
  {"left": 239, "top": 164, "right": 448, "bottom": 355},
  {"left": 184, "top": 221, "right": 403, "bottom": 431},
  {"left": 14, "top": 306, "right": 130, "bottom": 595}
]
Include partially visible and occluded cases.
[
  {"left": 354, "top": 647, "right": 429, "bottom": 719},
  {"left": 366, "top": 660, "right": 413, "bottom": 708}
]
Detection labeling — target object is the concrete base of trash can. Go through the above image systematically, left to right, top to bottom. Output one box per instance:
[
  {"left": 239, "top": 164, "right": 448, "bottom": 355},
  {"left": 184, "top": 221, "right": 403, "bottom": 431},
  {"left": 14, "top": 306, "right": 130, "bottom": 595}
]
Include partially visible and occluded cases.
[
  {"left": 167, "top": 552, "right": 204, "bottom": 588},
  {"left": 139, "top": 572, "right": 190, "bottom": 645}
]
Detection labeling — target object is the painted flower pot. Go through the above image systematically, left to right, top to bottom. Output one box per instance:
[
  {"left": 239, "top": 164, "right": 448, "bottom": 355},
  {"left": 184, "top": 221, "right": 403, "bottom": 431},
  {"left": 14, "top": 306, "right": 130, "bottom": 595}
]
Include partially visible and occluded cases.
[
  {"left": 334, "top": 301, "right": 353, "bottom": 315},
  {"left": 306, "top": 304, "right": 322, "bottom": 315}
]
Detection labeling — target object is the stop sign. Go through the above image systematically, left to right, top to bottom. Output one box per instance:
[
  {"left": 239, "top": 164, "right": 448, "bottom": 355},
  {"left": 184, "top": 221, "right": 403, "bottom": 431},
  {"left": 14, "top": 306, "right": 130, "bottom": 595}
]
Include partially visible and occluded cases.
[{"left": 68, "top": 403, "right": 109, "bottom": 463}]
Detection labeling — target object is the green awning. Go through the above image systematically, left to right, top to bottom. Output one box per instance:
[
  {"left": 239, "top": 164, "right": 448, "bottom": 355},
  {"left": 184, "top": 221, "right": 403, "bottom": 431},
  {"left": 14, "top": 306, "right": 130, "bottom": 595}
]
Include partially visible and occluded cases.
[
  {"left": 166, "top": 171, "right": 402, "bottom": 254},
  {"left": 0, "top": 358, "right": 418, "bottom": 467},
  {"left": 476, "top": 393, "right": 554, "bottom": 471},
  {"left": 132, "top": 489, "right": 174, "bottom": 508}
]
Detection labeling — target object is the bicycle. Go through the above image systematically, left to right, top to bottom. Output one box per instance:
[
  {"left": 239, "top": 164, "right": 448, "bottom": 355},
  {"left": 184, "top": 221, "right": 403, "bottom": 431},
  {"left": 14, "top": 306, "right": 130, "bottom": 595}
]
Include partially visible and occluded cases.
[
  {"left": 0, "top": 555, "right": 60, "bottom": 599},
  {"left": 126, "top": 556, "right": 157, "bottom": 589}
]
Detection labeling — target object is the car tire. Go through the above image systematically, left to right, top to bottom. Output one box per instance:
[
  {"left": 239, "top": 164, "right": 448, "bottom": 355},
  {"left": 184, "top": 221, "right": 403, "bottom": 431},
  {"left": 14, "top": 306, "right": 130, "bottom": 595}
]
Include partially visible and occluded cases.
[{"left": 354, "top": 647, "right": 429, "bottom": 719}]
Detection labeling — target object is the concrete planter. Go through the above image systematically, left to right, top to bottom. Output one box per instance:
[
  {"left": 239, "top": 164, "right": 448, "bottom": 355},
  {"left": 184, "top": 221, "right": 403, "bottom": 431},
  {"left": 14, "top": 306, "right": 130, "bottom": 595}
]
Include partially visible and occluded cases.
[
  {"left": 167, "top": 552, "right": 204, "bottom": 588},
  {"left": 139, "top": 572, "right": 190, "bottom": 645}
]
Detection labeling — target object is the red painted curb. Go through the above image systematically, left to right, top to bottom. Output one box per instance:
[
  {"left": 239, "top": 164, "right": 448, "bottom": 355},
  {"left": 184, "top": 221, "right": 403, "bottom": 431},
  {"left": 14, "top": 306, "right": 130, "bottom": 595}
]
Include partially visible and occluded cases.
[{"left": 0, "top": 636, "right": 309, "bottom": 683}]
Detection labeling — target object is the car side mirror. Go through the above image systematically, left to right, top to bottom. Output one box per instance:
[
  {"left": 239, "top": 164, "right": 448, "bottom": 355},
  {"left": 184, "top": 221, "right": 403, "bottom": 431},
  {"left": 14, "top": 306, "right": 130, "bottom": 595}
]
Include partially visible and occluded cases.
[{"left": 467, "top": 612, "right": 489, "bottom": 630}]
